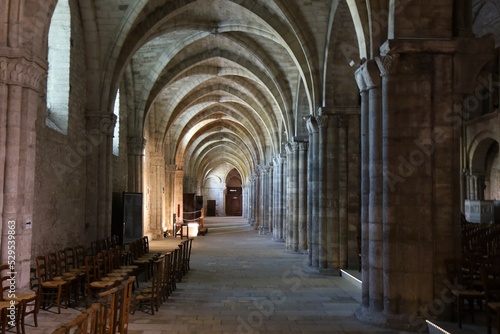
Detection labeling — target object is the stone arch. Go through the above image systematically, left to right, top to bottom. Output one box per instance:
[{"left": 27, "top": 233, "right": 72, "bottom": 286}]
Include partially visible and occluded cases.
[{"left": 467, "top": 132, "right": 500, "bottom": 200}]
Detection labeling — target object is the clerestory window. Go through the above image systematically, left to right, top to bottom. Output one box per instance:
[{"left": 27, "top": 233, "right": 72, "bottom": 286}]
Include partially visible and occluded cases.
[{"left": 46, "top": 0, "right": 71, "bottom": 134}]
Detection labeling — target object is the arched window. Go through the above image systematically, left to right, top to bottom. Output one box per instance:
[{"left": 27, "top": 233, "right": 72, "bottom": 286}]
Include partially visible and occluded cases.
[
  {"left": 46, "top": 0, "right": 71, "bottom": 134},
  {"left": 113, "top": 90, "right": 120, "bottom": 156}
]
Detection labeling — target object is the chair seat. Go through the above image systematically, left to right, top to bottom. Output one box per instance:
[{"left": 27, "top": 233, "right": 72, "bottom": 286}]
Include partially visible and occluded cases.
[
  {"left": 41, "top": 280, "right": 68, "bottom": 288},
  {"left": 90, "top": 281, "right": 115, "bottom": 289},
  {"left": 451, "top": 289, "right": 484, "bottom": 297},
  {"left": 5, "top": 293, "right": 37, "bottom": 302},
  {"left": 487, "top": 301, "right": 500, "bottom": 310}
]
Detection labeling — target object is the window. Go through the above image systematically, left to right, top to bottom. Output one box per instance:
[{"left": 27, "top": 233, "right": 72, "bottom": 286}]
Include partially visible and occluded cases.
[
  {"left": 46, "top": 0, "right": 71, "bottom": 134},
  {"left": 113, "top": 90, "right": 120, "bottom": 156}
]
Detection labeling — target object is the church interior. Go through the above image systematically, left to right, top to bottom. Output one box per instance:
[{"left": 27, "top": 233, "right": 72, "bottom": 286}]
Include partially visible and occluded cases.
[{"left": 2, "top": 0, "right": 500, "bottom": 332}]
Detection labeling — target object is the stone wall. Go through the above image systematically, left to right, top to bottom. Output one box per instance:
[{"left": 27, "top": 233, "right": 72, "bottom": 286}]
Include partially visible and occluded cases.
[{"left": 32, "top": 0, "right": 90, "bottom": 258}]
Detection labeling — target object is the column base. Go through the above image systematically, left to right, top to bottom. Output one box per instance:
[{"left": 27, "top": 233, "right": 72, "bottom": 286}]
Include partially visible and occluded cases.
[{"left": 355, "top": 306, "right": 427, "bottom": 332}]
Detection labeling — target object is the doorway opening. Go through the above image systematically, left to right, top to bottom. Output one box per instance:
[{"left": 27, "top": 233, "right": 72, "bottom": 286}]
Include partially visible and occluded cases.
[{"left": 226, "top": 169, "right": 242, "bottom": 216}]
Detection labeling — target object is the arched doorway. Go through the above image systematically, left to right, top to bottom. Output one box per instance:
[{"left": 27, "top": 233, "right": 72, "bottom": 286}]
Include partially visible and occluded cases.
[{"left": 225, "top": 169, "right": 242, "bottom": 216}]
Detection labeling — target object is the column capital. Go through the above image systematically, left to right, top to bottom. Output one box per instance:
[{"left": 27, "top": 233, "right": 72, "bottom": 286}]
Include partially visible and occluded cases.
[
  {"left": 0, "top": 53, "right": 47, "bottom": 91},
  {"left": 375, "top": 54, "right": 400, "bottom": 77},
  {"left": 85, "top": 112, "right": 116, "bottom": 136},
  {"left": 316, "top": 114, "right": 329, "bottom": 128},
  {"left": 306, "top": 116, "right": 318, "bottom": 134},
  {"left": 127, "top": 136, "right": 146, "bottom": 155}
]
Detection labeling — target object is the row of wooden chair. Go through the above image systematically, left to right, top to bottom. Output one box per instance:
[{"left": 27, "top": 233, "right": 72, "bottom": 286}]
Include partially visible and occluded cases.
[
  {"left": 131, "top": 238, "right": 194, "bottom": 315},
  {"left": 0, "top": 264, "right": 38, "bottom": 334},
  {"left": 52, "top": 276, "right": 135, "bottom": 334}
]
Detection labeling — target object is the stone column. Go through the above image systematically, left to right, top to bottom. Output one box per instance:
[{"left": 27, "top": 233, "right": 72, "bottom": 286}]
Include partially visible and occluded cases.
[
  {"left": 354, "top": 37, "right": 489, "bottom": 329},
  {"left": 0, "top": 53, "right": 46, "bottom": 288},
  {"left": 357, "top": 60, "right": 384, "bottom": 310},
  {"left": 85, "top": 112, "right": 116, "bottom": 242},
  {"left": 316, "top": 114, "right": 328, "bottom": 268},
  {"left": 337, "top": 115, "right": 349, "bottom": 268},
  {"left": 307, "top": 117, "right": 319, "bottom": 266},
  {"left": 127, "top": 136, "right": 145, "bottom": 192},
  {"left": 297, "top": 141, "right": 308, "bottom": 253},
  {"left": 285, "top": 143, "right": 297, "bottom": 250},
  {"left": 147, "top": 152, "right": 165, "bottom": 238},
  {"left": 281, "top": 153, "right": 288, "bottom": 241},
  {"left": 273, "top": 155, "right": 285, "bottom": 241},
  {"left": 267, "top": 163, "right": 274, "bottom": 234},
  {"left": 165, "top": 164, "right": 176, "bottom": 233},
  {"left": 174, "top": 168, "right": 184, "bottom": 223},
  {"left": 254, "top": 171, "right": 261, "bottom": 229},
  {"left": 468, "top": 174, "right": 485, "bottom": 200},
  {"left": 247, "top": 177, "right": 255, "bottom": 225}
]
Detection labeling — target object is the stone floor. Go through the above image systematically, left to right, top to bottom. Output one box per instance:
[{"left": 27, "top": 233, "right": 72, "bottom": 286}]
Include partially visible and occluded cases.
[{"left": 21, "top": 217, "right": 491, "bottom": 333}]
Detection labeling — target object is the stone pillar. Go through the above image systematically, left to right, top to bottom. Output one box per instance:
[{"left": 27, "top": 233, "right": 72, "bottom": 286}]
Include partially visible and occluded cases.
[
  {"left": 353, "top": 38, "right": 488, "bottom": 329},
  {"left": 0, "top": 52, "right": 46, "bottom": 288},
  {"left": 356, "top": 60, "right": 384, "bottom": 310},
  {"left": 85, "top": 112, "right": 116, "bottom": 242},
  {"left": 316, "top": 114, "right": 329, "bottom": 268},
  {"left": 337, "top": 115, "right": 349, "bottom": 268},
  {"left": 307, "top": 117, "right": 319, "bottom": 266},
  {"left": 127, "top": 136, "right": 145, "bottom": 192},
  {"left": 297, "top": 141, "right": 308, "bottom": 253},
  {"left": 285, "top": 143, "right": 297, "bottom": 250},
  {"left": 147, "top": 152, "right": 165, "bottom": 238},
  {"left": 281, "top": 154, "right": 288, "bottom": 240},
  {"left": 273, "top": 155, "right": 285, "bottom": 241},
  {"left": 165, "top": 164, "right": 176, "bottom": 234},
  {"left": 174, "top": 168, "right": 184, "bottom": 224},
  {"left": 254, "top": 171, "right": 261, "bottom": 229},
  {"left": 468, "top": 174, "right": 485, "bottom": 200},
  {"left": 247, "top": 178, "right": 255, "bottom": 225}
]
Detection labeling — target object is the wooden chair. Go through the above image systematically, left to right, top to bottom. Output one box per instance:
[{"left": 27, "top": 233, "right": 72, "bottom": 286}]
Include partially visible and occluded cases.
[
  {"left": 64, "top": 247, "right": 86, "bottom": 299},
  {"left": 56, "top": 250, "right": 80, "bottom": 303},
  {"left": 35, "top": 255, "right": 70, "bottom": 314},
  {"left": 84, "top": 255, "right": 117, "bottom": 298},
  {"left": 445, "top": 258, "right": 484, "bottom": 328},
  {"left": 131, "top": 259, "right": 163, "bottom": 315},
  {"left": 481, "top": 263, "right": 500, "bottom": 334},
  {"left": 0, "top": 264, "right": 39, "bottom": 334},
  {"left": 116, "top": 277, "right": 135, "bottom": 334},
  {"left": 97, "top": 286, "right": 120, "bottom": 334},
  {"left": 0, "top": 300, "right": 21, "bottom": 334},
  {"left": 83, "top": 302, "right": 101, "bottom": 334},
  {"left": 51, "top": 311, "right": 89, "bottom": 334}
]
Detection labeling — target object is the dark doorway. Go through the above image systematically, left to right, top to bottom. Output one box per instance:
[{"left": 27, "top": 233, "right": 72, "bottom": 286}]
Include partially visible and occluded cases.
[
  {"left": 226, "top": 168, "right": 242, "bottom": 216},
  {"left": 226, "top": 187, "right": 242, "bottom": 216},
  {"left": 207, "top": 200, "right": 216, "bottom": 216}
]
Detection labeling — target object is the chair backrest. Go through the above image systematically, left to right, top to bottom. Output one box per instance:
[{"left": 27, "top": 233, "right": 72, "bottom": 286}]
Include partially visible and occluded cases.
[
  {"left": 75, "top": 245, "right": 86, "bottom": 268},
  {"left": 64, "top": 247, "right": 78, "bottom": 271},
  {"left": 57, "top": 250, "right": 69, "bottom": 275},
  {"left": 46, "top": 253, "right": 60, "bottom": 279},
  {"left": 35, "top": 255, "right": 49, "bottom": 283},
  {"left": 0, "top": 263, "right": 12, "bottom": 301},
  {"left": 481, "top": 264, "right": 500, "bottom": 304},
  {"left": 118, "top": 276, "right": 135, "bottom": 333},
  {"left": 98, "top": 286, "right": 120, "bottom": 334},
  {"left": 84, "top": 302, "right": 101, "bottom": 334},
  {"left": 64, "top": 311, "right": 89, "bottom": 333}
]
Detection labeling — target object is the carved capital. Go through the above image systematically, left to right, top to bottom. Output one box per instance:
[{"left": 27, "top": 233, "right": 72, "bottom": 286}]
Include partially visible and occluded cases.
[
  {"left": 375, "top": 54, "right": 400, "bottom": 76},
  {"left": 0, "top": 55, "right": 46, "bottom": 91},
  {"left": 86, "top": 112, "right": 116, "bottom": 136},
  {"left": 316, "top": 115, "right": 329, "bottom": 128},
  {"left": 127, "top": 136, "right": 145, "bottom": 155}
]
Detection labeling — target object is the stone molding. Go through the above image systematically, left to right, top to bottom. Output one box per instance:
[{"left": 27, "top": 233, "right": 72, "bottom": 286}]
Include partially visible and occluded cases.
[{"left": 0, "top": 55, "right": 46, "bottom": 91}]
